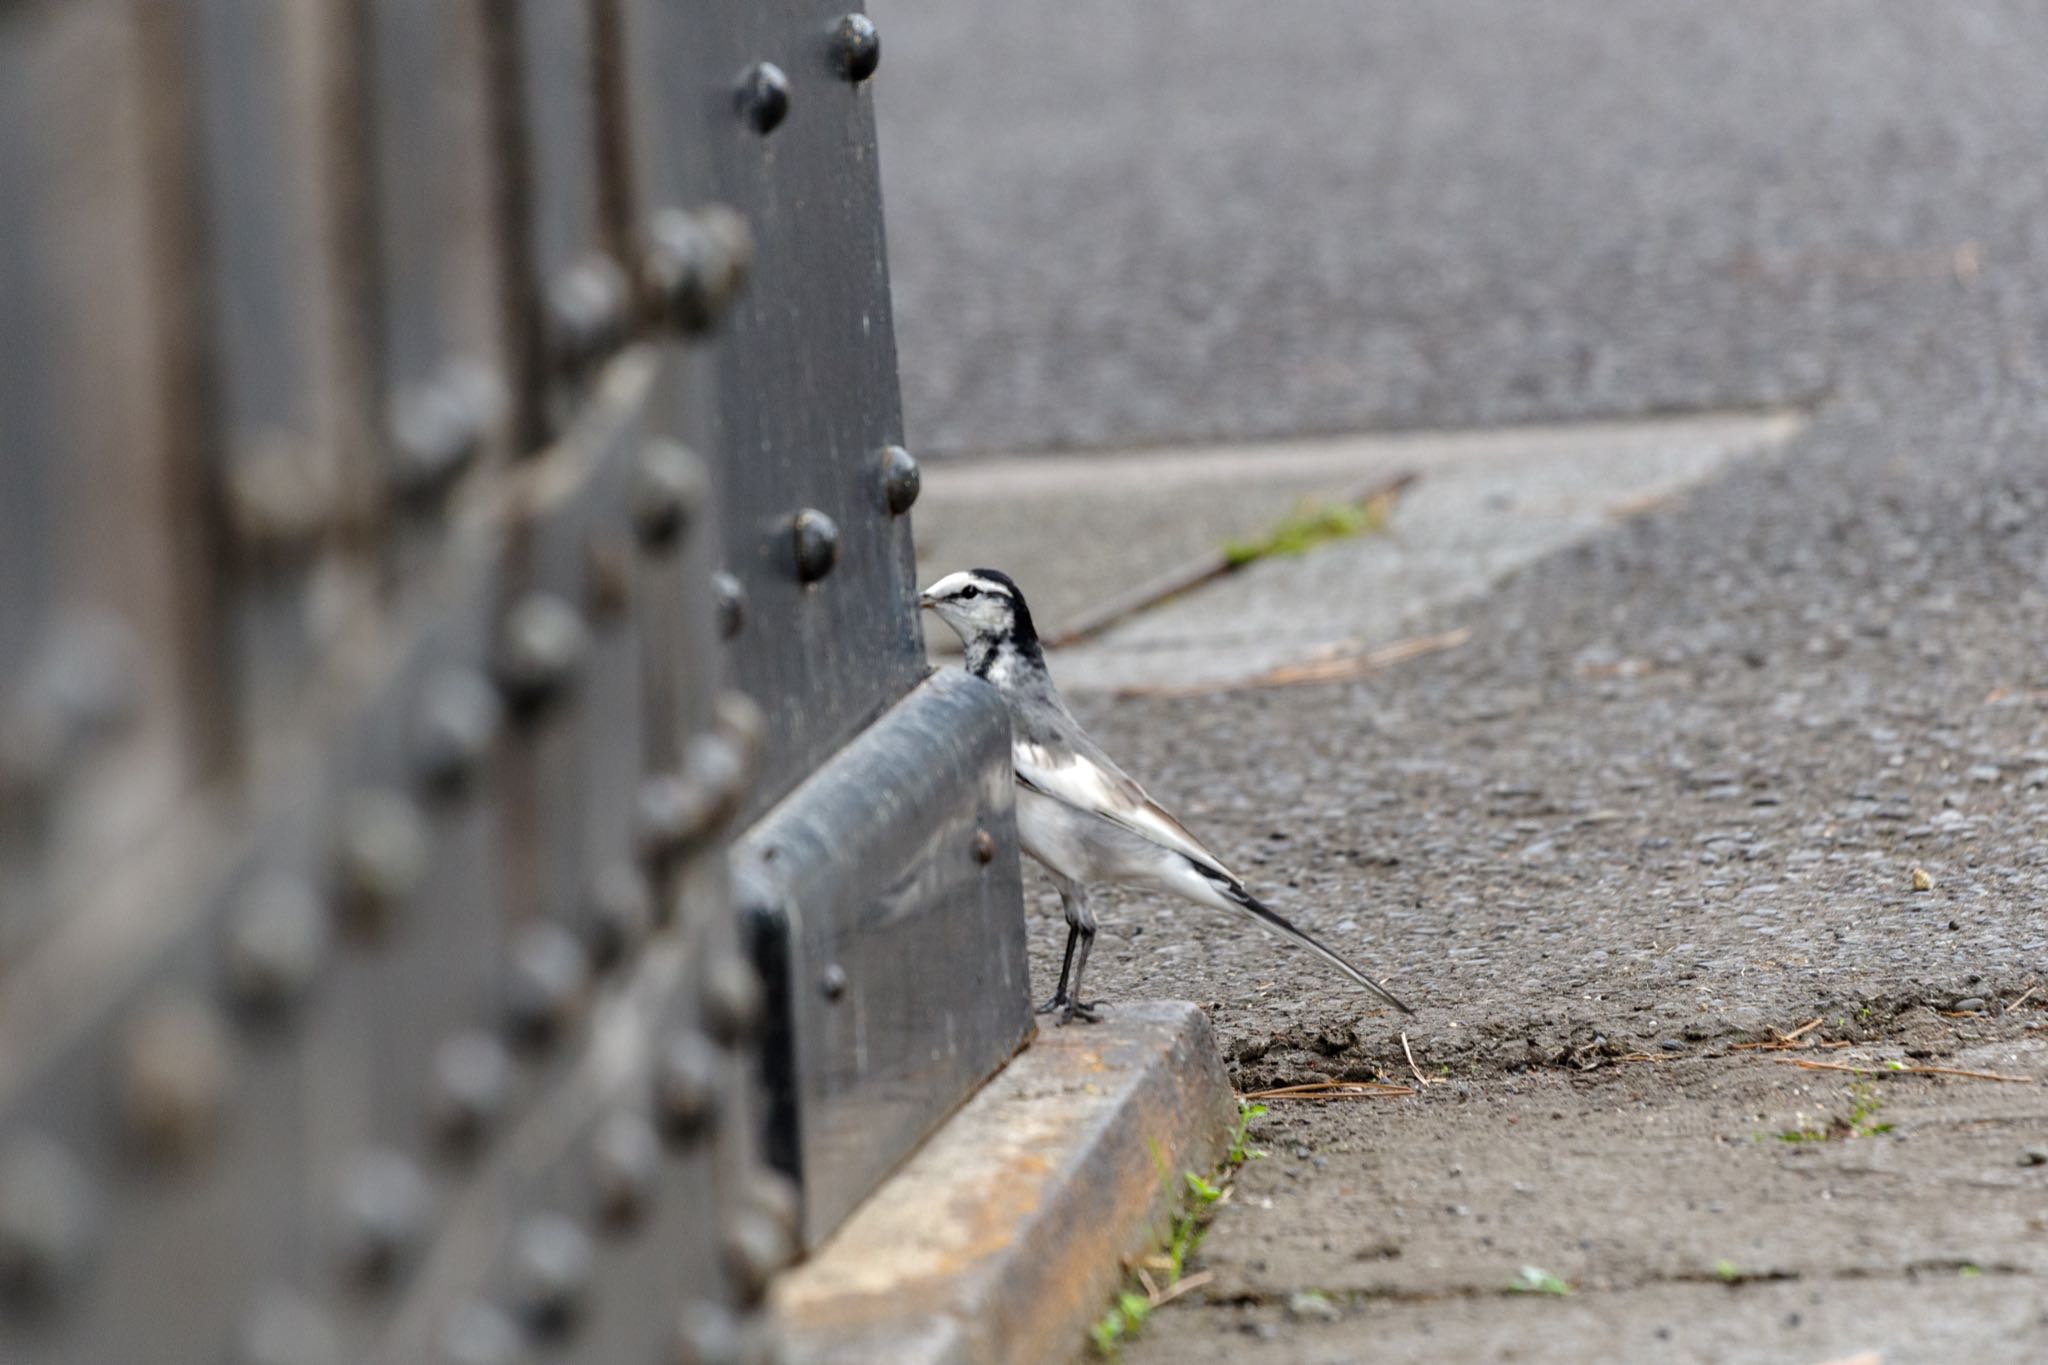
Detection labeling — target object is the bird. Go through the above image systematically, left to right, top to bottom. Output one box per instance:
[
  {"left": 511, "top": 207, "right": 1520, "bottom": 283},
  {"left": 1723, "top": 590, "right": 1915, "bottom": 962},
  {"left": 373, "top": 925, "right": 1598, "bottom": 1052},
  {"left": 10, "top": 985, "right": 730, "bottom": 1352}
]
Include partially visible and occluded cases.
[{"left": 919, "top": 567, "right": 1411, "bottom": 1024}]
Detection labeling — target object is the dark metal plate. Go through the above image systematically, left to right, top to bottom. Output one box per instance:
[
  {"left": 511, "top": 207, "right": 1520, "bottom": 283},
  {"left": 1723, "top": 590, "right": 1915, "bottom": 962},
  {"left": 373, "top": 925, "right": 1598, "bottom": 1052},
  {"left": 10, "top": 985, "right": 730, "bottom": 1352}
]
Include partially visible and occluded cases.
[
  {"left": 621, "top": 0, "right": 927, "bottom": 818},
  {"left": 736, "top": 668, "right": 1033, "bottom": 1245}
]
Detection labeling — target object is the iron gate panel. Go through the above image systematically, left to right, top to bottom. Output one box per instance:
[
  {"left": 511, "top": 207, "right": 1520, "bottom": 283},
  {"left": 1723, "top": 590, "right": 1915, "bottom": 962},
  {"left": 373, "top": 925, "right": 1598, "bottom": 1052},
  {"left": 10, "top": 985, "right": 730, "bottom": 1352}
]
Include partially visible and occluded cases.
[
  {"left": 619, "top": 0, "right": 1034, "bottom": 1237},
  {"left": 622, "top": 0, "right": 928, "bottom": 820},
  {"left": 1, "top": 2, "right": 1034, "bottom": 1358},
  {"left": 0, "top": 350, "right": 772, "bottom": 1362}
]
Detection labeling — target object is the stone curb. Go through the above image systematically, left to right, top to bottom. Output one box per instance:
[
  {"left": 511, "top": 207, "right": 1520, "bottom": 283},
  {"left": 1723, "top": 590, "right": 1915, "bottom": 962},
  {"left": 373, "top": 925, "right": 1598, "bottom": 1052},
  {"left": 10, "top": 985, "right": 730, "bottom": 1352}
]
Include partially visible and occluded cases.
[{"left": 771, "top": 1001, "right": 1237, "bottom": 1365}]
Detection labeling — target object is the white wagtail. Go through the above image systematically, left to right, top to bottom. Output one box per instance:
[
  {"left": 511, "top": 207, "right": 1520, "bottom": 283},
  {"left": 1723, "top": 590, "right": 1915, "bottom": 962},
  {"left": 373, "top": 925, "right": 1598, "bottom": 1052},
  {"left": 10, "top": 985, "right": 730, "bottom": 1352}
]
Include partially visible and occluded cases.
[{"left": 920, "top": 568, "right": 1412, "bottom": 1023}]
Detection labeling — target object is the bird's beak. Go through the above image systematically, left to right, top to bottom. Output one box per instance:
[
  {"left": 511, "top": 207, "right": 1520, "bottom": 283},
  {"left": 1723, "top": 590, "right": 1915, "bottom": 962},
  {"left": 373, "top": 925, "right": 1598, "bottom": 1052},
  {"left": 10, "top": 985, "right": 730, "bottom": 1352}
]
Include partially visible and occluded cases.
[{"left": 917, "top": 590, "right": 936, "bottom": 610}]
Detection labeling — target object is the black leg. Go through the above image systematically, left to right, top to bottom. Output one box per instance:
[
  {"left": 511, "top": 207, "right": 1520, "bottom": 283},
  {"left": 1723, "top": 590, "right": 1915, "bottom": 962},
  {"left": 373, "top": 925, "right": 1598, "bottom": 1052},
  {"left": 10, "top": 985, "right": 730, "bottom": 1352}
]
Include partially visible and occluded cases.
[
  {"left": 1036, "top": 923, "right": 1079, "bottom": 1015},
  {"left": 1059, "top": 924, "right": 1103, "bottom": 1025}
]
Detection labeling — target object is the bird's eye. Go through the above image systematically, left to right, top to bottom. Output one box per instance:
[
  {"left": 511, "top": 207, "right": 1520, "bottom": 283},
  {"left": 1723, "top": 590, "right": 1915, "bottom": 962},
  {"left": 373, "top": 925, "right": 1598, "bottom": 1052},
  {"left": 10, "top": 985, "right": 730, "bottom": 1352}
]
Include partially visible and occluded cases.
[{"left": 958, "top": 585, "right": 980, "bottom": 600}]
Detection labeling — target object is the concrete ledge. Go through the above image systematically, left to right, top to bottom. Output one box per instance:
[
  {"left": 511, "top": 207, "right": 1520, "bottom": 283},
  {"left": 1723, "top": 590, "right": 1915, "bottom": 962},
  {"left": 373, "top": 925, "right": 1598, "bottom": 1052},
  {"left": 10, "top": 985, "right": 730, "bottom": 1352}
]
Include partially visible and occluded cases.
[{"left": 771, "top": 1002, "right": 1236, "bottom": 1365}]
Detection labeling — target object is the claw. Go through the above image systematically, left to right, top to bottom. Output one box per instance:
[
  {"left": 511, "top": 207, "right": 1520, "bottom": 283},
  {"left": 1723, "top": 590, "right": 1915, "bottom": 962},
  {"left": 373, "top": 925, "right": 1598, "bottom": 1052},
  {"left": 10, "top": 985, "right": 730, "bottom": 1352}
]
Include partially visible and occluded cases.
[
  {"left": 1035, "top": 995, "right": 1068, "bottom": 1016},
  {"left": 1057, "top": 1000, "right": 1104, "bottom": 1026}
]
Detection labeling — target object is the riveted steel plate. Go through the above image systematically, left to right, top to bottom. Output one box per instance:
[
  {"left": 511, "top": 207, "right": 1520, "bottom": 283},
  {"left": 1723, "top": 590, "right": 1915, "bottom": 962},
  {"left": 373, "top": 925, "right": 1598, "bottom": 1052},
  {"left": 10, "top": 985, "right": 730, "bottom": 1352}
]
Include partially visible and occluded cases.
[
  {"left": 4, "top": 0, "right": 1019, "bottom": 1357},
  {"left": 188, "top": 0, "right": 371, "bottom": 763},
  {"left": 622, "top": 0, "right": 927, "bottom": 818},
  {"left": 0, "top": 2, "right": 224, "bottom": 966},
  {"left": 0, "top": 351, "right": 776, "bottom": 1363},
  {"left": 735, "top": 668, "right": 1033, "bottom": 1245}
]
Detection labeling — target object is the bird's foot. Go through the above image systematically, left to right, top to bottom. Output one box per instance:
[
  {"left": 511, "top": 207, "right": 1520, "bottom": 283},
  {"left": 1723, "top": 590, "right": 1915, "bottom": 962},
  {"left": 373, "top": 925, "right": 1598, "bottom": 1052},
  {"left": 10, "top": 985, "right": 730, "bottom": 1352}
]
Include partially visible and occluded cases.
[
  {"left": 1035, "top": 994, "right": 1068, "bottom": 1016},
  {"left": 1057, "top": 1000, "right": 1106, "bottom": 1026}
]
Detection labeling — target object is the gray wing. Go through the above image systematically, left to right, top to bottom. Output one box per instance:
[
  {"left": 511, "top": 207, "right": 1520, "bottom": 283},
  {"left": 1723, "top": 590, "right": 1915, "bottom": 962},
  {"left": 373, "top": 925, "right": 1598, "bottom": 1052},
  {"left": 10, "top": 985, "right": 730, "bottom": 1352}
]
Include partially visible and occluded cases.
[{"left": 1013, "top": 729, "right": 1235, "bottom": 880}]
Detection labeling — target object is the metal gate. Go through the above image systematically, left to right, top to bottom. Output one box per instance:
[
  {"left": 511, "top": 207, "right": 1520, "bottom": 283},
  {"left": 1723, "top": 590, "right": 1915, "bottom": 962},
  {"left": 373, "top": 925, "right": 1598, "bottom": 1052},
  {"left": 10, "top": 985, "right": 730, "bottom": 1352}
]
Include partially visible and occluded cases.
[{"left": 0, "top": 2, "right": 1029, "bottom": 1360}]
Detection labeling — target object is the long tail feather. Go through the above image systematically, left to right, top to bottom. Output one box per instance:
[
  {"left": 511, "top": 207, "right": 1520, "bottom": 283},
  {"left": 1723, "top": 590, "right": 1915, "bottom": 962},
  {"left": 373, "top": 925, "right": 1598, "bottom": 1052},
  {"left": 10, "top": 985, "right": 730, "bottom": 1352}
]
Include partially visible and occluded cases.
[{"left": 1219, "top": 878, "right": 1413, "bottom": 1015}]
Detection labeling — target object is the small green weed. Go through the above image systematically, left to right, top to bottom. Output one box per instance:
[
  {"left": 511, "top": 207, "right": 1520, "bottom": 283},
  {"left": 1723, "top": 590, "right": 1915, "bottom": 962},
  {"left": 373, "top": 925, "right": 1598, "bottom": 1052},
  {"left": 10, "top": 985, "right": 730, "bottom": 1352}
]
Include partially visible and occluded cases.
[
  {"left": 1222, "top": 494, "right": 1391, "bottom": 567},
  {"left": 1761, "top": 1079, "right": 1893, "bottom": 1144},
  {"left": 1847, "top": 1080, "right": 1894, "bottom": 1137},
  {"left": 1227, "top": 1099, "right": 1269, "bottom": 1166},
  {"left": 1771, "top": 1121, "right": 1829, "bottom": 1144},
  {"left": 1093, "top": 1141, "right": 1251, "bottom": 1355},
  {"left": 1714, "top": 1259, "right": 1741, "bottom": 1283},
  {"left": 1508, "top": 1265, "right": 1573, "bottom": 1296},
  {"left": 1090, "top": 1292, "right": 1152, "bottom": 1355}
]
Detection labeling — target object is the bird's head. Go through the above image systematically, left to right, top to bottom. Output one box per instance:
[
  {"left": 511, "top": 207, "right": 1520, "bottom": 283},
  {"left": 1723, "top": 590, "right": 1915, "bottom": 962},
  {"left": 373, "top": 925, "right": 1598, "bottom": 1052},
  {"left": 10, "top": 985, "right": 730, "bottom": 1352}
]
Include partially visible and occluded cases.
[{"left": 919, "top": 568, "right": 1037, "bottom": 653}]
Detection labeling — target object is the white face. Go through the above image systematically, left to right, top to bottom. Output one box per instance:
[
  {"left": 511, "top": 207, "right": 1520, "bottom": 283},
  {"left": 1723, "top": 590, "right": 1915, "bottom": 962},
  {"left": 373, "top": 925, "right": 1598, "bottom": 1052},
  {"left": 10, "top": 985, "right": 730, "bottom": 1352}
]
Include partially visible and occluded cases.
[{"left": 919, "top": 570, "right": 1018, "bottom": 644}]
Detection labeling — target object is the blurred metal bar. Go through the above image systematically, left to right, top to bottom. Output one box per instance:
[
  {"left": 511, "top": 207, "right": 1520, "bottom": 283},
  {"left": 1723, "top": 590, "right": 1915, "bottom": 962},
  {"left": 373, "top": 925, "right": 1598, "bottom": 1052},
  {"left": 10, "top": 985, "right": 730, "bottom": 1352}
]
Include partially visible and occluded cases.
[{"left": 0, "top": 2, "right": 1031, "bottom": 1359}]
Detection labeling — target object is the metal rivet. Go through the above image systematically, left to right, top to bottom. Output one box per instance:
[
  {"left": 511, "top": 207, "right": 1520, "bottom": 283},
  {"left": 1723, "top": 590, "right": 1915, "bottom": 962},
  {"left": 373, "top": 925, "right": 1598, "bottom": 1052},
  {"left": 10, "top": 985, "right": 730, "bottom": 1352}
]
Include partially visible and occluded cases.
[
  {"left": 831, "top": 14, "right": 881, "bottom": 82},
  {"left": 734, "top": 62, "right": 790, "bottom": 134},
  {"left": 642, "top": 205, "right": 754, "bottom": 336},
  {"left": 548, "top": 255, "right": 632, "bottom": 379},
  {"left": 391, "top": 364, "right": 500, "bottom": 502},
  {"left": 632, "top": 441, "right": 709, "bottom": 551},
  {"left": 880, "top": 445, "right": 920, "bottom": 515},
  {"left": 226, "top": 447, "right": 333, "bottom": 563},
  {"left": 792, "top": 509, "right": 840, "bottom": 584},
  {"left": 584, "top": 533, "right": 633, "bottom": 621},
  {"left": 712, "top": 572, "right": 746, "bottom": 639},
  {"left": 494, "top": 593, "right": 588, "bottom": 710},
  {"left": 0, "top": 614, "right": 141, "bottom": 804},
  {"left": 412, "top": 669, "right": 504, "bottom": 795},
  {"left": 714, "top": 691, "right": 766, "bottom": 777},
  {"left": 689, "top": 730, "right": 749, "bottom": 815},
  {"left": 638, "top": 731, "right": 746, "bottom": 867},
  {"left": 634, "top": 772, "right": 718, "bottom": 869},
  {"left": 335, "top": 790, "right": 430, "bottom": 939},
  {"left": 974, "top": 828, "right": 997, "bottom": 864},
  {"left": 585, "top": 863, "right": 655, "bottom": 969},
  {"left": 223, "top": 872, "right": 330, "bottom": 1016},
  {"left": 502, "top": 924, "right": 591, "bottom": 1050},
  {"left": 701, "top": 953, "right": 765, "bottom": 1047},
  {"left": 818, "top": 963, "right": 847, "bottom": 1002},
  {"left": 117, "top": 995, "right": 233, "bottom": 1163},
  {"left": 427, "top": 1030, "right": 514, "bottom": 1153},
  {"left": 653, "top": 1032, "right": 721, "bottom": 1143},
  {"left": 589, "top": 1112, "right": 662, "bottom": 1233},
  {"left": 0, "top": 1136, "right": 98, "bottom": 1311},
  {"left": 335, "top": 1150, "right": 433, "bottom": 1287},
  {"left": 747, "top": 1170, "right": 802, "bottom": 1250},
  {"left": 721, "top": 1207, "right": 793, "bottom": 1307},
  {"left": 509, "top": 1213, "right": 593, "bottom": 1338},
  {"left": 237, "top": 1287, "right": 343, "bottom": 1365},
  {"left": 441, "top": 1302, "right": 525, "bottom": 1365},
  {"left": 671, "top": 1302, "right": 746, "bottom": 1365}
]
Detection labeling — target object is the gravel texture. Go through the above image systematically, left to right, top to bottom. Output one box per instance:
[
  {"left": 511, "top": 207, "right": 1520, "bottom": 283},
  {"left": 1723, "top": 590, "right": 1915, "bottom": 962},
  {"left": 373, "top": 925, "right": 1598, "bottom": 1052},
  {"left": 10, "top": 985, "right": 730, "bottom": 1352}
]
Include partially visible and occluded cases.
[{"left": 875, "top": 2, "right": 2048, "bottom": 1360}]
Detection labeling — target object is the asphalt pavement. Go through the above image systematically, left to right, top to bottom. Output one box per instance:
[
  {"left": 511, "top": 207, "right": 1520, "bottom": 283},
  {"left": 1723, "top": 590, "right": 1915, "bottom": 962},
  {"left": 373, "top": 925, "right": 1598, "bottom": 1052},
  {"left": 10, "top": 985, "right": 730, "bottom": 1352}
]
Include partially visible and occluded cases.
[
  {"left": 875, "top": 0, "right": 2046, "bottom": 458},
  {"left": 873, "top": 4, "right": 2048, "bottom": 1361}
]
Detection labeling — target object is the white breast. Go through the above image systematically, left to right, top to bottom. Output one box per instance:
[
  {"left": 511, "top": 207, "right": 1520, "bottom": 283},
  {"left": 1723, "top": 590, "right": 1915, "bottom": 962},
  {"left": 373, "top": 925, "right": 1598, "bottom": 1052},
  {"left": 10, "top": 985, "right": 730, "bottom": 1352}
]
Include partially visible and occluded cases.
[{"left": 1015, "top": 786, "right": 1098, "bottom": 882}]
